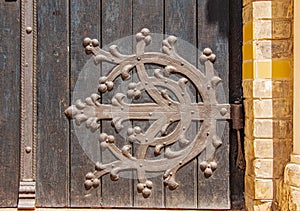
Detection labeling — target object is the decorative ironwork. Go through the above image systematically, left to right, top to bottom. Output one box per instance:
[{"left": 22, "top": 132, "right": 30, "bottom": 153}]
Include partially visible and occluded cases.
[
  {"left": 18, "top": 0, "right": 37, "bottom": 209},
  {"left": 65, "top": 28, "right": 230, "bottom": 198}
]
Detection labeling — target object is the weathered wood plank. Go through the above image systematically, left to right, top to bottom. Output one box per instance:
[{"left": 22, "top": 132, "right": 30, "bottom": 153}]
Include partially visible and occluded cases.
[
  {"left": 36, "top": 0, "right": 70, "bottom": 206},
  {"left": 69, "top": 0, "right": 102, "bottom": 207},
  {"left": 101, "top": 0, "right": 133, "bottom": 207},
  {"left": 164, "top": 0, "right": 198, "bottom": 208},
  {"left": 197, "top": 0, "right": 230, "bottom": 209},
  {"left": 0, "top": 1, "right": 20, "bottom": 207},
  {"left": 132, "top": 1, "right": 164, "bottom": 208}
]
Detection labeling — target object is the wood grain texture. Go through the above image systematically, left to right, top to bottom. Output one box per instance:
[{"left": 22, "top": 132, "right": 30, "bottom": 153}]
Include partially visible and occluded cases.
[
  {"left": 32, "top": 0, "right": 238, "bottom": 208},
  {"left": 36, "top": 0, "right": 70, "bottom": 206},
  {"left": 69, "top": 0, "right": 102, "bottom": 207},
  {"left": 101, "top": 0, "right": 133, "bottom": 207},
  {"left": 132, "top": 0, "right": 164, "bottom": 207},
  {"left": 164, "top": 0, "right": 198, "bottom": 208},
  {"left": 197, "top": 0, "right": 230, "bottom": 209},
  {"left": 0, "top": 1, "right": 20, "bottom": 207}
]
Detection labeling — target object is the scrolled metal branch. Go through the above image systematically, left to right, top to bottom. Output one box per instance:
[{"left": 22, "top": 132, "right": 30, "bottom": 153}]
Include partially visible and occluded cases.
[{"left": 65, "top": 28, "right": 230, "bottom": 198}]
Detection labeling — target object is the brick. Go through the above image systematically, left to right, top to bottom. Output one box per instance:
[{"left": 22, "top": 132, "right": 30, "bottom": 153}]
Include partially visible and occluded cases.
[
  {"left": 243, "top": 0, "right": 253, "bottom": 7},
  {"left": 272, "top": 0, "right": 293, "bottom": 19},
  {"left": 253, "top": 1, "right": 272, "bottom": 19},
  {"left": 243, "top": 3, "right": 253, "bottom": 24},
  {"left": 254, "top": 20, "right": 272, "bottom": 39},
  {"left": 273, "top": 20, "right": 292, "bottom": 39},
  {"left": 252, "top": 40, "right": 293, "bottom": 60},
  {"left": 254, "top": 40, "right": 272, "bottom": 60},
  {"left": 271, "top": 40, "right": 293, "bottom": 59},
  {"left": 243, "top": 79, "right": 253, "bottom": 99},
  {"left": 245, "top": 79, "right": 275, "bottom": 99},
  {"left": 253, "top": 79, "right": 272, "bottom": 98},
  {"left": 272, "top": 80, "right": 292, "bottom": 98},
  {"left": 250, "top": 98, "right": 292, "bottom": 119},
  {"left": 272, "top": 98, "right": 292, "bottom": 118},
  {"left": 244, "top": 99, "right": 254, "bottom": 119},
  {"left": 253, "top": 99, "right": 272, "bottom": 118},
  {"left": 245, "top": 117, "right": 254, "bottom": 139},
  {"left": 253, "top": 119, "right": 292, "bottom": 139},
  {"left": 254, "top": 119, "right": 273, "bottom": 138},
  {"left": 272, "top": 119, "right": 293, "bottom": 139},
  {"left": 245, "top": 139, "right": 292, "bottom": 160},
  {"left": 254, "top": 139, "right": 273, "bottom": 158},
  {"left": 273, "top": 139, "right": 293, "bottom": 159},
  {"left": 246, "top": 158, "right": 273, "bottom": 178},
  {"left": 273, "top": 158, "right": 291, "bottom": 178},
  {"left": 284, "top": 164, "right": 300, "bottom": 188},
  {"left": 245, "top": 176, "right": 274, "bottom": 199},
  {"left": 289, "top": 187, "right": 300, "bottom": 210},
  {"left": 253, "top": 200, "right": 273, "bottom": 211}
]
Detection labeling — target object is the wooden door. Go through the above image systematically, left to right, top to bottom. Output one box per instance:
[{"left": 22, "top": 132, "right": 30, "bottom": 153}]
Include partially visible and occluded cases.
[{"left": 0, "top": 0, "right": 244, "bottom": 209}]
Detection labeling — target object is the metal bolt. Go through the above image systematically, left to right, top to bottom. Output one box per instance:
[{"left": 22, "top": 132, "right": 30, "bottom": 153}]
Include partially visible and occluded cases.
[
  {"left": 26, "top": 26, "right": 32, "bottom": 34},
  {"left": 220, "top": 108, "right": 227, "bottom": 116},
  {"left": 25, "top": 146, "right": 31, "bottom": 153}
]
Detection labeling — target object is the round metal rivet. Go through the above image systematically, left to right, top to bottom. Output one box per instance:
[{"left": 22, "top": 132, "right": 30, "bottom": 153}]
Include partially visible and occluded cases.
[
  {"left": 26, "top": 26, "right": 32, "bottom": 34},
  {"left": 137, "top": 57, "right": 141, "bottom": 61},
  {"left": 220, "top": 108, "right": 227, "bottom": 116},
  {"left": 191, "top": 110, "right": 194, "bottom": 114},
  {"left": 149, "top": 112, "right": 152, "bottom": 116},
  {"left": 25, "top": 146, "right": 31, "bottom": 153}
]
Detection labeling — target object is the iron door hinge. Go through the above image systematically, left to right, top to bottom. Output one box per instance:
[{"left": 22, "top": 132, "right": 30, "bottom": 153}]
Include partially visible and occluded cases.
[{"left": 230, "top": 101, "right": 245, "bottom": 170}]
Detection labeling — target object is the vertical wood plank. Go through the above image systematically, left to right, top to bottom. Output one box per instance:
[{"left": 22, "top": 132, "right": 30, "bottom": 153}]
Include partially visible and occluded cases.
[
  {"left": 36, "top": 0, "right": 70, "bottom": 206},
  {"left": 69, "top": 0, "right": 102, "bottom": 207},
  {"left": 101, "top": 0, "right": 133, "bottom": 207},
  {"left": 132, "top": 0, "right": 164, "bottom": 208},
  {"left": 164, "top": 0, "right": 198, "bottom": 208},
  {"left": 197, "top": 0, "right": 230, "bottom": 209},
  {"left": 229, "top": 0, "right": 244, "bottom": 209},
  {"left": 0, "top": 1, "right": 20, "bottom": 207}
]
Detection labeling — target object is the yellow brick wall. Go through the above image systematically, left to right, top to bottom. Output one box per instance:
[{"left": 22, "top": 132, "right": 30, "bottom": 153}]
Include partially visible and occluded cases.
[{"left": 242, "top": 0, "right": 294, "bottom": 210}]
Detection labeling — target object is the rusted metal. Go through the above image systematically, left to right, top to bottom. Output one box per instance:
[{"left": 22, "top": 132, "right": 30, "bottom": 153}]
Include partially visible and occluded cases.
[
  {"left": 18, "top": 0, "right": 37, "bottom": 209},
  {"left": 65, "top": 28, "right": 230, "bottom": 198},
  {"left": 231, "top": 102, "right": 245, "bottom": 170}
]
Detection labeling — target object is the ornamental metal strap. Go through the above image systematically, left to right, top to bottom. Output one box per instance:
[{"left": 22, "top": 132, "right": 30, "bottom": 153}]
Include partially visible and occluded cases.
[
  {"left": 18, "top": 0, "right": 37, "bottom": 209},
  {"left": 65, "top": 28, "right": 230, "bottom": 198}
]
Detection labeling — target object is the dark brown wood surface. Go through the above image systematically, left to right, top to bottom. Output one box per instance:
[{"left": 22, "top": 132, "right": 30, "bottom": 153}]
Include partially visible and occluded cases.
[
  {"left": 0, "top": 0, "right": 245, "bottom": 209},
  {"left": 32, "top": 0, "right": 243, "bottom": 209},
  {"left": 36, "top": 0, "right": 70, "bottom": 206},
  {"left": 69, "top": 0, "right": 102, "bottom": 207},
  {"left": 101, "top": 0, "right": 133, "bottom": 207},
  {"left": 132, "top": 0, "right": 164, "bottom": 208},
  {"left": 164, "top": 0, "right": 198, "bottom": 208},
  {"left": 197, "top": 0, "right": 230, "bottom": 209},
  {"left": 0, "top": 1, "right": 20, "bottom": 207}
]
